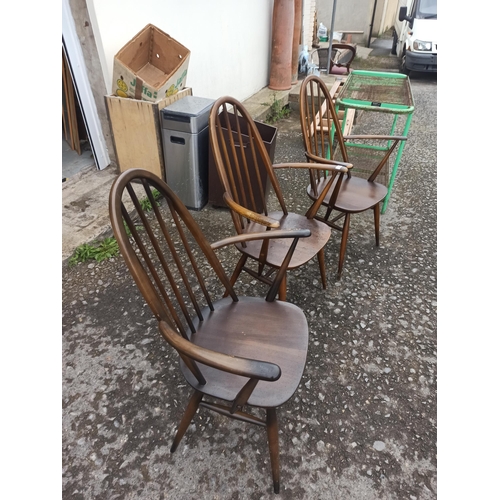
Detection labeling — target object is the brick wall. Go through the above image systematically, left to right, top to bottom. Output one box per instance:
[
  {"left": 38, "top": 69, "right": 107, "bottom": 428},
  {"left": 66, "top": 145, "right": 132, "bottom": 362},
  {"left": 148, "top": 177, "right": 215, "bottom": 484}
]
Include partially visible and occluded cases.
[{"left": 302, "top": 0, "right": 316, "bottom": 50}]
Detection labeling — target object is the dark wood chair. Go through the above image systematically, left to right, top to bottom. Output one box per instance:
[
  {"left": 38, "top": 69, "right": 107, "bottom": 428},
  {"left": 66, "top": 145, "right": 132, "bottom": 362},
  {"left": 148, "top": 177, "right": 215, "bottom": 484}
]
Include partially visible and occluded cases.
[
  {"left": 329, "top": 43, "right": 356, "bottom": 76},
  {"left": 310, "top": 44, "right": 356, "bottom": 76},
  {"left": 310, "top": 47, "right": 329, "bottom": 73},
  {"left": 299, "top": 74, "right": 407, "bottom": 279},
  {"left": 209, "top": 96, "right": 351, "bottom": 300},
  {"left": 109, "top": 168, "right": 312, "bottom": 494}
]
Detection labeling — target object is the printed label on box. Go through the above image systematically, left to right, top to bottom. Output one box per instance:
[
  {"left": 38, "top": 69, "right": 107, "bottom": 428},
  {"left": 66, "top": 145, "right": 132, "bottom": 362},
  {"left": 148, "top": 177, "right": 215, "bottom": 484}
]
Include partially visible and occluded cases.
[{"left": 112, "top": 54, "right": 190, "bottom": 102}]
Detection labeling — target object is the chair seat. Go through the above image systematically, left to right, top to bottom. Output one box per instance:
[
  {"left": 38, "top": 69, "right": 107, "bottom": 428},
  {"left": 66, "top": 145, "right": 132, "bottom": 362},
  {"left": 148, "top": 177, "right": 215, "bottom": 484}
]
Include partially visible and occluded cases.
[
  {"left": 330, "top": 66, "right": 349, "bottom": 75},
  {"left": 307, "top": 175, "right": 388, "bottom": 213},
  {"left": 234, "top": 212, "right": 331, "bottom": 269},
  {"left": 181, "top": 297, "right": 308, "bottom": 408}
]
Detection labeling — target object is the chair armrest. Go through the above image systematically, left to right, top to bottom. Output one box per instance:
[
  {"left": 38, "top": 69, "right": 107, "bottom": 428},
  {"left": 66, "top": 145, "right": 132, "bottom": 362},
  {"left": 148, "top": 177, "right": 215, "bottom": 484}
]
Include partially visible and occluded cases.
[
  {"left": 344, "top": 135, "right": 408, "bottom": 141},
  {"left": 303, "top": 153, "right": 353, "bottom": 169},
  {"left": 273, "top": 161, "right": 352, "bottom": 172},
  {"left": 223, "top": 193, "right": 279, "bottom": 228},
  {"left": 211, "top": 229, "right": 311, "bottom": 251},
  {"left": 159, "top": 320, "right": 281, "bottom": 382}
]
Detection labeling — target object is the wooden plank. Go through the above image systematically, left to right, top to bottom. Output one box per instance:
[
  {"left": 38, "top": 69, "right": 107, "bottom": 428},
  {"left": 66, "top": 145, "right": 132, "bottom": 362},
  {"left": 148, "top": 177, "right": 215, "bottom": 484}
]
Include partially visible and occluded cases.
[
  {"left": 62, "top": 49, "right": 81, "bottom": 155},
  {"left": 332, "top": 77, "right": 348, "bottom": 97},
  {"left": 312, "top": 79, "right": 342, "bottom": 132},
  {"left": 329, "top": 80, "right": 342, "bottom": 101},
  {"left": 312, "top": 81, "right": 351, "bottom": 133},
  {"left": 105, "top": 87, "right": 192, "bottom": 179},
  {"left": 106, "top": 96, "right": 162, "bottom": 177},
  {"left": 342, "top": 108, "right": 356, "bottom": 136},
  {"left": 316, "top": 109, "right": 352, "bottom": 133},
  {"left": 318, "top": 115, "right": 342, "bottom": 131}
]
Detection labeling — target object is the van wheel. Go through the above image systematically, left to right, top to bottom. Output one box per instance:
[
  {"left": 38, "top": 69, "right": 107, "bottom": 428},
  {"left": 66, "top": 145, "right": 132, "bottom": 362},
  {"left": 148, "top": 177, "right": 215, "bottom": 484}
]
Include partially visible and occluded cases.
[
  {"left": 391, "top": 30, "right": 398, "bottom": 55},
  {"left": 400, "top": 53, "right": 411, "bottom": 76}
]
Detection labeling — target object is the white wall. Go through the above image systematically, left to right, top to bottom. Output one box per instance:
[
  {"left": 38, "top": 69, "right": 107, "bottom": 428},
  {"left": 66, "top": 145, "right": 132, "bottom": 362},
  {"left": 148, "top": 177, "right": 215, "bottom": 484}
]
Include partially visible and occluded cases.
[
  {"left": 88, "top": 0, "right": 274, "bottom": 102},
  {"left": 302, "top": 0, "right": 316, "bottom": 50},
  {"left": 315, "top": 0, "right": 400, "bottom": 43},
  {"left": 316, "top": 0, "right": 376, "bottom": 45},
  {"left": 379, "top": 0, "right": 399, "bottom": 35}
]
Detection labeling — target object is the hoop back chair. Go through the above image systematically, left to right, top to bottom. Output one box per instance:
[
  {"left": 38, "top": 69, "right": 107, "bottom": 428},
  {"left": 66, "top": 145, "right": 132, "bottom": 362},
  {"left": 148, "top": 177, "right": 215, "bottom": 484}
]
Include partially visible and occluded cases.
[
  {"left": 329, "top": 43, "right": 356, "bottom": 76},
  {"left": 310, "top": 44, "right": 355, "bottom": 76},
  {"left": 310, "top": 47, "right": 329, "bottom": 73},
  {"left": 299, "top": 74, "right": 407, "bottom": 278},
  {"left": 209, "top": 96, "right": 350, "bottom": 300},
  {"left": 109, "top": 168, "right": 313, "bottom": 494}
]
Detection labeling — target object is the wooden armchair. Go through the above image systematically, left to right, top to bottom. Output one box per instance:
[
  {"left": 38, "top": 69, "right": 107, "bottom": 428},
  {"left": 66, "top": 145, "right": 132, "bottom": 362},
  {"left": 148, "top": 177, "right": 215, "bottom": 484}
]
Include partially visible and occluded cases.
[
  {"left": 310, "top": 43, "right": 356, "bottom": 76},
  {"left": 329, "top": 43, "right": 356, "bottom": 76},
  {"left": 310, "top": 47, "right": 329, "bottom": 73},
  {"left": 299, "top": 74, "right": 407, "bottom": 279},
  {"left": 209, "top": 96, "right": 351, "bottom": 300},
  {"left": 109, "top": 168, "right": 313, "bottom": 494}
]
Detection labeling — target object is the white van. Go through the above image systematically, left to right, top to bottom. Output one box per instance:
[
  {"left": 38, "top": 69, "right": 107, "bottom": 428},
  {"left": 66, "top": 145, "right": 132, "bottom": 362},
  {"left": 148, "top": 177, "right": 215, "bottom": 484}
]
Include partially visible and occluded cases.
[{"left": 391, "top": 0, "right": 437, "bottom": 75}]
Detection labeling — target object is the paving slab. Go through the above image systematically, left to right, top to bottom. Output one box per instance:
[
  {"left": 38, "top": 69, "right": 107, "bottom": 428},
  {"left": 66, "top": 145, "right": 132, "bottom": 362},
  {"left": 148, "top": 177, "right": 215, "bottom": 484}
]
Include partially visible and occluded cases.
[{"left": 62, "top": 164, "right": 121, "bottom": 261}]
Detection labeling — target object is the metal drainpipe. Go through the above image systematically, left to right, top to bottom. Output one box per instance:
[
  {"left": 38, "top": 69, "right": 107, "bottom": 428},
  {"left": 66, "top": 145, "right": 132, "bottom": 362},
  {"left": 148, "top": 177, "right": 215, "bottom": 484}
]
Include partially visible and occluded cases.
[
  {"left": 269, "top": 0, "right": 294, "bottom": 90},
  {"left": 291, "top": 0, "right": 302, "bottom": 84},
  {"left": 327, "top": 0, "right": 338, "bottom": 75},
  {"left": 367, "top": 0, "right": 379, "bottom": 48}
]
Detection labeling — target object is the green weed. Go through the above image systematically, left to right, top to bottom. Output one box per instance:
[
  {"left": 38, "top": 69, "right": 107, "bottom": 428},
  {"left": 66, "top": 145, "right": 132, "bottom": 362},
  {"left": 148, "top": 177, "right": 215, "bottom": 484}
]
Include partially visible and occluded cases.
[
  {"left": 265, "top": 94, "right": 290, "bottom": 124},
  {"left": 68, "top": 189, "right": 160, "bottom": 266},
  {"left": 140, "top": 189, "right": 161, "bottom": 212},
  {"left": 68, "top": 237, "right": 120, "bottom": 266},
  {"left": 93, "top": 238, "right": 120, "bottom": 262}
]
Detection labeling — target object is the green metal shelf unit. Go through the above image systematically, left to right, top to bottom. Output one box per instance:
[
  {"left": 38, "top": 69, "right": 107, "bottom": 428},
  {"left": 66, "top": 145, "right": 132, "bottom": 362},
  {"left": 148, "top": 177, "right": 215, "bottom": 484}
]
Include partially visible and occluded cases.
[{"left": 335, "top": 70, "right": 415, "bottom": 213}]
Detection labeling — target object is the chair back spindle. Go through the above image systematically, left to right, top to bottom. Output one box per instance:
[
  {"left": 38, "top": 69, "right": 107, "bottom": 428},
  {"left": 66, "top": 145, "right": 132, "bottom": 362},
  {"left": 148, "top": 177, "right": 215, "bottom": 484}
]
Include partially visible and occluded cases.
[
  {"left": 300, "top": 74, "right": 406, "bottom": 187},
  {"left": 300, "top": 77, "right": 349, "bottom": 203},
  {"left": 210, "top": 98, "right": 289, "bottom": 234},
  {"left": 109, "top": 169, "right": 238, "bottom": 339}
]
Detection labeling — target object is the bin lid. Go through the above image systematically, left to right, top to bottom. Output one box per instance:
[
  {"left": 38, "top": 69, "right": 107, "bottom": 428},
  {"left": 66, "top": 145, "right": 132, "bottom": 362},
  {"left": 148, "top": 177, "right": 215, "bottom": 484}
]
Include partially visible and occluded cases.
[{"left": 162, "top": 96, "right": 215, "bottom": 134}]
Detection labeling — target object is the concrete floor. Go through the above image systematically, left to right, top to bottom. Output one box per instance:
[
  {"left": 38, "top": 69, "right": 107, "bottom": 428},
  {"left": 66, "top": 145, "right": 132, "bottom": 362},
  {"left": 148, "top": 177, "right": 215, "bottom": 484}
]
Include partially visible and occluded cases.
[
  {"left": 368, "top": 37, "right": 394, "bottom": 57},
  {"left": 62, "top": 133, "right": 96, "bottom": 181}
]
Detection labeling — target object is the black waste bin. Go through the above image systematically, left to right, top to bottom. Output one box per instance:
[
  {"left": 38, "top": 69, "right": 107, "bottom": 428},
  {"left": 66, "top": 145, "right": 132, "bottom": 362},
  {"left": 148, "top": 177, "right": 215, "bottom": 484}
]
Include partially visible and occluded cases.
[{"left": 208, "top": 113, "right": 277, "bottom": 213}]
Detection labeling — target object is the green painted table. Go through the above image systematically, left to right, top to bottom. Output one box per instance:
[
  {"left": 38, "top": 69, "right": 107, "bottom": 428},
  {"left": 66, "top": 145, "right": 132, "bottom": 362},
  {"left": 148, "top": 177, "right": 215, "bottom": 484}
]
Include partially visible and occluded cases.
[{"left": 335, "top": 70, "right": 415, "bottom": 213}]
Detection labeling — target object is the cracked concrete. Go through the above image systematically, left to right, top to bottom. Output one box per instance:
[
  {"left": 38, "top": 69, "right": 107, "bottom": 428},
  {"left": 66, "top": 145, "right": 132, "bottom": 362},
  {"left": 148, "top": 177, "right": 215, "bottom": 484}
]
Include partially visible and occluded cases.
[
  {"left": 62, "top": 67, "right": 436, "bottom": 498},
  {"left": 63, "top": 164, "right": 121, "bottom": 258}
]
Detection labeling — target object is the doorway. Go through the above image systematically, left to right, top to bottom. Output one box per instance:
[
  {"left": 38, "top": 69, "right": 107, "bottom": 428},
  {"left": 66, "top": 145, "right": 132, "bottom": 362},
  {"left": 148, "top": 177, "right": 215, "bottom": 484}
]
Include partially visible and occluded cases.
[
  {"left": 62, "top": 0, "right": 110, "bottom": 181},
  {"left": 62, "top": 46, "right": 95, "bottom": 181}
]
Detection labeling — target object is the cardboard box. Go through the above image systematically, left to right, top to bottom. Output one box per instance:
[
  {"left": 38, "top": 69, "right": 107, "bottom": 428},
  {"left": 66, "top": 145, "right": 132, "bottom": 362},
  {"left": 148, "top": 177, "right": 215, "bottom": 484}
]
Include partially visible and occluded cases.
[
  {"left": 112, "top": 24, "right": 190, "bottom": 102},
  {"left": 105, "top": 87, "right": 193, "bottom": 179}
]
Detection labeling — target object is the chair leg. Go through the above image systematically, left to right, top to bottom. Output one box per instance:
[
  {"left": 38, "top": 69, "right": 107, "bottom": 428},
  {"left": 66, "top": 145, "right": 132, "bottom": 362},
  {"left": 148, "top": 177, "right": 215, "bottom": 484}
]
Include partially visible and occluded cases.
[
  {"left": 373, "top": 203, "right": 380, "bottom": 246},
  {"left": 324, "top": 206, "right": 333, "bottom": 222},
  {"left": 337, "top": 213, "right": 350, "bottom": 280},
  {"left": 318, "top": 247, "right": 327, "bottom": 289},
  {"left": 223, "top": 254, "right": 248, "bottom": 298},
  {"left": 278, "top": 273, "right": 287, "bottom": 302},
  {"left": 170, "top": 390, "right": 203, "bottom": 453},
  {"left": 266, "top": 408, "right": 280, "bottom": 494}
]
